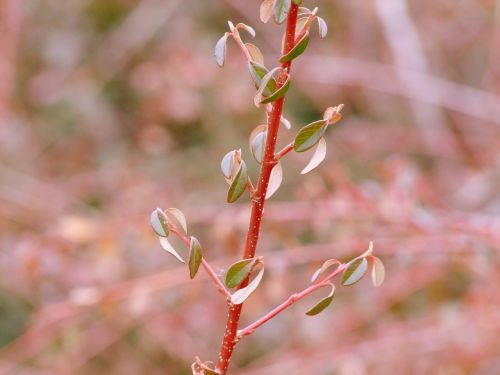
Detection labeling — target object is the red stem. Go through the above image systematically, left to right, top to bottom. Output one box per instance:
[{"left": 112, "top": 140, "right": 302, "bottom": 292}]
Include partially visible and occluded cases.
[{"left": 215, "top": 4, "right": 300, "bottom": 374}]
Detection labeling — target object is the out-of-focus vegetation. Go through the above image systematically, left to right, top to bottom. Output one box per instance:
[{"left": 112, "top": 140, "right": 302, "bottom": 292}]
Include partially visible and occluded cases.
[{"left": 1, "top": 0, "right": 500, "bottom": 374}]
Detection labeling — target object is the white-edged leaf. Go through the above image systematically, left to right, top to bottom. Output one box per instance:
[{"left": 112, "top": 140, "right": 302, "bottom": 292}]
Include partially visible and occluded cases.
[
  {"left": 260, "top": 0, "right": 275, "bottom": 23},
  {"left": 274, "top": 0, "right": 292, "bottom": 25},
  {"left": 298, "top": 6, "right": 312, "bottom": 16},
  {"left": 317, "top": 16, "right": 328, "bottom": 38},
  {"left": 227, "top": 20, "right": 236, "bottom": 32},
  {"left": 237, "top": 23, "right": 256, "bottom": 38},
  {"left": 280, "top": 32, "right": 310, "bottom": 63},
  {"left": 215, "top": 33, "right": 229, "bottom": 67},
  {"left": 245, "top": 43, "right": 264, "bottom": 64},
  {"left": 247, "top": 61, "right": 278, "bottom": 95},
  {"left": 254, "top": 67, "right": 281, "bottom": 107},
  {"left": 259, "top": 76, "right": 290, "bottom": 104},
  {"left": 280, "top": 116, "right": 291, "bottom": 130},
  {"left": 293, "top": 120, "right": 328, "bottom": 152},
  {"left": 249, "top": 124, "right": 267, "bottom": 150},
  {"left": 251, "top": 131, "right": 267, "bottom": 163},
  {"left": 301, "top": 137, "right": 327, "bottom": 174},
  {"left": 221, "top": 150, "right": 235, "bottom": 179},
  {"left": 227, "top": 161, "right": 248, "bottom": 203},
  {"left": 266, "top": 161, "right": 283, "bottom": 199},
  {"left": 151, "top": 208, "right": 169, "bottom": 237},
  {"left": 165, "top": 208, "right": 187, "bottom": 235},
  {"left": 188, "top": 236, "right": 203, "bottom": 279},
  {"left": 159, "top": 237, "right": 184, "bottom": 263},
  {"left": 370, "top": 256, "right": 385, "bottom": 287},
  {"left": 342, "top": 257, "right": 368, "bottom": 286},
  {"left": 225, "top": 258, "right": 258, "bottom": 288},
  {"left": 311, "top": 258, "right": 340, "bottom": 283},
  {"left": 230, "top": 266, "right": 265, "bottom": 305},
  {"left": 305, "top": 284, "right": 335, "bottom": 316}
]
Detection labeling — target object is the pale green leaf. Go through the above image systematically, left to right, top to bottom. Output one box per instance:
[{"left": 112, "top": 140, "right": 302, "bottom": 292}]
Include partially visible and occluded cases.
[
  {"left": 274, "top": 0, "right": 292, "bottom": 24},
  {"left": 317, "top": 16, "right": 328, "bottom": 38},
  {"left": 237, "top": 23, "right": 256, "bottom": 38},
  {"left": 280, "top": 33, "right": 309, "bottom": 63},
  {"left": 247, "top": 61, "right": 278, "bottom": 95},
  {"left": 254, "top": 67, "right": 281, "bottom": 106},
  {"left": 260, "top": 76, "right": 290, "bottom": 105},
  {"left": 293, "top": 120, "right": 327, "bottom": 152},
  {"left": 250, "top": 130, "right": 267, "bottom": 164},
  {"left": 227, "top": 161, "right": 248, "bottom": 203},
  {"left": 150, "top": 208, "right": 169, "bottom": 237},
  {"left": 188, "top": 237, "right": 203, "bottom": 279},
  {"left": 342, "top": 257, "right": 368, "bottom": 286},
  {"left": 225, "top": 258, "right": 257, "bottom": 288},
  {"left": 230, "top": 266, "right": 265, "bottom": 305},
  {"left": 305, "top": 284, "right": 335, "bottom": 316}
]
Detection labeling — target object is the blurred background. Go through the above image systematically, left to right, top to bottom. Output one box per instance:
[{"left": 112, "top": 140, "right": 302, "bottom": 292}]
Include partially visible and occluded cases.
[{"left": 1, "top": 0, "right": 500, "bottom": 374}]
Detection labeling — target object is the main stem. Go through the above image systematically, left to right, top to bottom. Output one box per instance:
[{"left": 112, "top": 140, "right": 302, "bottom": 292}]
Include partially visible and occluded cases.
[{"left": 216, "top": 5, "right": 299, "bottom": 374}]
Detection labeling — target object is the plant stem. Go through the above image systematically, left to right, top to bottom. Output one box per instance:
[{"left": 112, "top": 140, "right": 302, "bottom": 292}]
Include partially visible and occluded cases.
[
  {"left": 216, "top": 4, "right": 300, "bottom": 374},
  {"left": 237, "top": 264, "right": 346, "bottom": 338}
]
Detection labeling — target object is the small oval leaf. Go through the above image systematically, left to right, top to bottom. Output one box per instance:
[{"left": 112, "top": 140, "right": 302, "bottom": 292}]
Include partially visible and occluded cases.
[
  {"left": 260, "top": 0, "right": 275, "bottom": 23},
  {"left": 274, "top": 0, "right": 292, "bottom": 25},
  {"left": 317, "top": 16, "right": 328, "bottom": 38},
  {"left": 237, "top": 23, "right": 256, "bottom": 38},
  {"left": 215, "top": 33, "right": 229, "bottom": 67},
  {"left": 280, "top": 33, "right": 310, "bottom": 63},
  {"left": 245, "top": 43, "right": 264, "bottom": 65},
  {"left": 247, "top": 61, "right": 278, "bottom": 95},
  {"left": 254, "top": 67, "right": 281, "bottom": 106},
  {"left": 260, "top": 77, "right": 290, "bottom": 105},
  {"left": 293, "top": 120, "right": 328, "bottom": 152},
  {"left": 251, "top": 131, "right": 267, "bottom": 164},
  {"left": 301, "top": 137, "right": 327, "bottom": 174},
  {"left": 221, "top": 150, "right": 235, "bottom": 179},
  {"left": 227, "top": 161, "right": 248, "bottom": 203},
  {"left": 266, "top": 161, "right": 283, "bottom": 199},
  {"left": 150, "top": 208, "right": 169, "bottom": 237},
  {"left": 165, "top": 208, "right": 188, "bottom": 235},
  {"left": 188, "top": 236, "right": 203, "bottom": 279},
  {"left": 159, "top": 237, "right": 184, "bottom": 263},
  {"left": 370, "top": 256, "right": 385, "bottom": 287},
  {"left": 342, "top": 257, "right": 368, "bottom": 286},
  {"left": 225, "top": 258, "right": 257, "bottom": 288},
  {"left": 311, "top": 258, "right": 340, "bottom": 283},
  {"left": 230, "top": 265, "right": 265, "bottom": 305},
  {"left": 305, "top": 284, "right": 335, "bottom": 316}
]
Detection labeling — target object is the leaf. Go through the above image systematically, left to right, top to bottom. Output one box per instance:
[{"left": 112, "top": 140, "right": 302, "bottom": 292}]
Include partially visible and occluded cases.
[
  {"left": 260, "top": 0, "right": 275, "bottom": 23},
  {"left": 274, "top": 0, "right": 292, "bottom": 25},
  {"left": 293, "top": 0, "right": 303, "bottom": 5},
  {"left": 317, "top": 16, "right": 328, "bottom": 38},
  {"left": 227, "top": 20, "right": 236, "bottom": 32},
  {"left": 237, "top": 23, "right": 256, "bottom": 38},
  {"left": 280, "top": 32, "right": 309, "bottom": 63},
  {"left": 215, "top": 33, "right": 229, "bottom": 67},
  {"left": 245, "top": 43, "right": 264, "bottom": 65},
  {"left": 247, "top": 61, "right": 278, "bottom": 95},
  {"left": 254, "top": 67, "right": 281, "bottom": 106},
  {"left": 260, "top": 76, "right": 290, "bottom": 105},
  {"left": 323, "top": 104, "right": 344, "bottom": 124},
  {"left": 280, "top": 116, "right": 291, "bottom": 129},
  {"left": 293, "top": 120, "right": 328, "bottom": 152},
  {"left": 250, "top": 130, "right": 267, "bottom": 164},
  {"left": 301, "top": 137, "right": 327, "bottom": 174},
  {"left": 221, "top": 149, "right": 242, "bottom": 182},
  {"left": 227, "top": 161, "right": 248, "bottom": 203},
  {"left": 266, "top": 161, "right": 283, "bottom": 199},
  {"left": 150, "top": 208, "right": 169, "bottom": 237},
  {"left": 165, "top": 208, "right": 187, "bottom": 235},
  {"left": 188, "top": 236, "right": 203, "bottom": 279},
  {"left": 159, "top": 237, "right": 184, "bottom": 263},
  {"left": 370, "top": 256, "right": 385, "bottom": 287},
  {"left": 342, "top": 257, "right": 368, "bottom": 286},
  {"left": 225, "top": 258, "right": 258, "bottom": 288},
  {"left": 310, "top": 258, "right": 340, "bottom": 283},
  {"left": 230, "top": 265, "right": 265, "bottom": 305},
  {"left": 305, "top": 284, "right": 335, "bottom": 316},
  {"left": 201, "top": 365, "right": 221, "bottom": 375}
]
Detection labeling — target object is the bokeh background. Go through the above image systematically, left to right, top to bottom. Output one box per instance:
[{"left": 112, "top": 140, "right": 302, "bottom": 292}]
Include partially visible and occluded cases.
[{"left": 1, "top": 0, "right": 500, "bottom": 374}]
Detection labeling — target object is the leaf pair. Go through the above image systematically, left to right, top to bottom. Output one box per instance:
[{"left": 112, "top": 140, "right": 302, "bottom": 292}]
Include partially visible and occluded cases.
[
  {"left": 260, "top": 0, "right": 292, "bottom": 25},
  {"left": 215, "top": 22, "right": 256, "bottom": 67},
  {"left": 253, "top": 67, "right": 290, "bottom": 107},
  {"left": 221, "top": 149, "right": 249, "bottom": 203},
  {"left": 151, "top": 208, "right": 188, "bottom": 263},
  {"left": 341, "top": 244, "right": 385, "bottom": 287},
  {"left": 225, "top": 258, "right": 265, "bottom": 305}
]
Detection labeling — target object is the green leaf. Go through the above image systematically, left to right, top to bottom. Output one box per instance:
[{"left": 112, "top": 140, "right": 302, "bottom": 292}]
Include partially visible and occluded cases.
[
  {"left": 274, "top": 0, "right": 291, "bottom": 24},
  {"left": 293, "top": 0, "right": 303, "bottom": 5},
  {"left": 215, "top": 33, "right": 229, "bottom": 67},
  {"left": 280, "top": 33, "right": 309, "bottom": 63},
  {"left": 247, "top": 61, "right": 278, "bottom": 95},
  {"left": 254, "top": 67, "right": 281, "bottom": 106},
  {"left": 259, "top": 77, "right": 290, "bottom": 105},
  {"left": 293, "top": 120, "right": 328, "bottom": 152},
  {"left": 227, "top": 161, "right": 248, "bottom": 203},
  {"left": 150, "top": 208, "right": 169, "bottom": 237},
  {"left": 165, "top": 208, "right": 187, "bottom": 235},
  {"left": 188, "top": 236, "right": 203, "bottom": 279},
  {"left": 159, "top": 237, "right": 184, "bottom": 263},
  {"left": 370, "top": 256, "right": 385, "bottom": 287},
  {"left": 342, "top": 257, "right": 368, "bottom": 286},
  {"left": 225, "top": 258, "right": 257, "bottom": 288},
  {"left": 230, "top": 265, "right": 265, "bottom": 305},
  {"left": 305, "top": 284, "right": 335, "bottom": 316}
]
